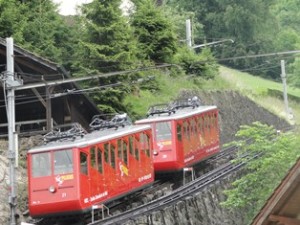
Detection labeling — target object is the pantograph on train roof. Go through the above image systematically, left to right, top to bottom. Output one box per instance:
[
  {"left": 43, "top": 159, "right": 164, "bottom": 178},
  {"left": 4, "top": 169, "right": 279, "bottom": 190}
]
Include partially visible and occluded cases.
[
  {"left": 146, "top": 96, "right": 201, "bottom": 117},
  {"left": 89, "top": 113, "right": 132, "bottom": 131},
  {"left": 43, "top": 123, "right": 87, "bottom": 143}
]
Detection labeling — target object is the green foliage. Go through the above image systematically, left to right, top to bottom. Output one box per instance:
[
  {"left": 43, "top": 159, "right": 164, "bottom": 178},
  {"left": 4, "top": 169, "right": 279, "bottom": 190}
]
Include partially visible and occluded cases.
[
  {"left": 0, "top": 0, "right": 27, "bottom": 42},
  {"left": 16, "top": 0, "right": 76, "bottom": 65},
  {"left": 72, "top": 0, "right": 140, "bottom": 113},
  {"left": 77, "top": 0, "right": 137, "bottom": 73},
  {"left": 131, "top": 0, "right": 178, "bottom": 63},
  {"left": 167, "top": 0, "right": 279, "bottom": 78},
  {"left": 272, "top": 0, "right": 300, "bottom": 86},
  {"left": 174, "top": 47, "right": 218, "bottom": 79},
  {"left": 288, "top": 57, "right": 300, "bottom": 88},
  {"left": 221, "top": 122, "right": 300, "bottom": 224}
]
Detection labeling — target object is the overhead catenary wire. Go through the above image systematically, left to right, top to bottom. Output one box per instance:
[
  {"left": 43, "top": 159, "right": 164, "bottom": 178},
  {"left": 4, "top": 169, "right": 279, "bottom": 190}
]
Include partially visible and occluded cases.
[{"left": 12, "top": 63, "right": 173, "bottom": 91}]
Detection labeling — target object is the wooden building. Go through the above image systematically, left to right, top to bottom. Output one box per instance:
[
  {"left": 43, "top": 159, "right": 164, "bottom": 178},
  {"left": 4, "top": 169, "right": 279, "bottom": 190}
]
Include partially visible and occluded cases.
[
  {"left": 0, "top": 38, "right": 100, "bottom": 136},
  {"left": 252, "top": 158, "right": 300, "bottom": 225}
]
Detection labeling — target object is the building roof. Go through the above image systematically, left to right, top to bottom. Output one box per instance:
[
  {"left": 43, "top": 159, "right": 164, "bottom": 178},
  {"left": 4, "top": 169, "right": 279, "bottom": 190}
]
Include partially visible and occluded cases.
[
  {"left": 0, "top": 37, "right": 100, "bottom": 136},
  {"left": 251, "top": 158, "right": 300, "bottom": 225}
]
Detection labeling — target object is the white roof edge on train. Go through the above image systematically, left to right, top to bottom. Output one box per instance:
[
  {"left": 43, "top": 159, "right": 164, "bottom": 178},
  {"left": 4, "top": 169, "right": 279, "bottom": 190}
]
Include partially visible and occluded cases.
[
  {"left": 135, "top": 105, "right": 217, "bottom": 124},
  {"left": 28, "top": 124, "right": 151, "bottom": 154}
]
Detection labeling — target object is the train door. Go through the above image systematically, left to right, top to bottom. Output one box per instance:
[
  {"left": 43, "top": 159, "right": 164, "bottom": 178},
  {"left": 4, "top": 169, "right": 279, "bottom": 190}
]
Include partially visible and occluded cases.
[{"left": 79, "top": 151, "right": 91, "bottom": 207}]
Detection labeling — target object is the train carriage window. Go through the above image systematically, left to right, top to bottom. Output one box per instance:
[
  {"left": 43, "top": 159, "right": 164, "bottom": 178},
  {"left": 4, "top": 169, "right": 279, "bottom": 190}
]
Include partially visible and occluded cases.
[
  {"left": 198, "top": 117, "right": 202, "bottom": 132},
  {"left": 201, "top": 117, "right": 205, "bottom": 133},
  {"left": 191, "top": 119, "right": 196, "bottom": 137},
  {"left": 194, "top": 119, "right": 198, "bottom": 135},
  {"left": 190, "top": 120, "right": 194, "bottom": 135},
  {"left": 155, "top": 121, "right": 172, "bottom": 141},
  {"left": 183, "top": 121, "right": 188, "bottom": 138},
  {"left": 187, "top": 122, "right": 190, "bottom": 140},
  {"left": 177, "top": 124, "right": 182, "bottom": 141},
  {"left": 140, "top": 133, "right": 150, "bottom": 157},
  {"left": 129, "top": 136, "right": 134, "bottom": 155},
  {"left": 135, "top": 136, "right": 140, "bottom": 160},
  {"left": 117, "top": 139, "right": 122, "bottom": 160},
  {"left": 123, "top": 141, "right": 128, "bottom": 165},
  {"left": 104, "top": 143, "right": 109, "bottom": 164},
  {"left": 110, "top": 144, "right": 116, "bottom": 169},
  {"left": 90, "top": 146, "right": 97, "bottom": 169},
  {"left": 97, "top": 147, "right": 103, "bottom": 174},
  {"left": 54, "top": 149, "right": 73, "bottom": 175},
  {"left": 32, "top": 152, "right": 51, "bottom": 177},
  {"left": 80, "top": 152, "right": 88, "bottom": 175}
]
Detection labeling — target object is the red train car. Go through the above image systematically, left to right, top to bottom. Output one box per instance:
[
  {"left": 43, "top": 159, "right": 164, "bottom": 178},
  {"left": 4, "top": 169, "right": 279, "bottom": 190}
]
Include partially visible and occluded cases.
[
  {"left": 135, "top": 97, "right": 220, "bottom": 172},
  {"left": 27, "top": 115, "right": 154, "bottom": 220}
]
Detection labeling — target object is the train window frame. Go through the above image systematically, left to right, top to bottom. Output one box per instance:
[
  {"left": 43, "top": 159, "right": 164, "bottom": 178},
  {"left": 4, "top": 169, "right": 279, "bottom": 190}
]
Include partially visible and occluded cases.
[
  {"left": 190, "top": 119, "right": 196, "bottom": 137},
  {"left": 186, "top": 120, "right": 191, "bottom": 141},
  {"left": 155, "top": 121, "right": 172, "bottom": 141},
  {"left": 183, "top": 121, "right": 188, "bottom": 139},
  {"left": 176, "top": 123, "right": 182, "bottom": 141},
  {"left": 140, "top": 133, "right": 150, "bottom": 157},
  {"left": 129, "top": 136, "right": 134, "bottom": 156},
  {"left": 135, "top": 136, "right": 140, "bottom": 160},
  {"left": 117, "top": 139, "right": 122, "bottom": 161},
  {"left": 123, "top": 140, "right": 128, "bottom": 165},
  {"left": 104, "top": 143, "right": 109, "bottom": 164},
  {"left": 110, "top": 144, "right": 116, "bottom": 169},
  {"left": 90, "top": 146, "right": 97, "bottom": 169},
  {"left": 97, "top": 147, "right": 103, "bottom": 174},
  {"left": 54, "top": 149, "right": 73, "bottom": 175},
  {"left": 31, "top": 152, "right": 51, "bottom": 177},
  {"left": 80, "top": 152, "right": 88, "bottom": 175}
]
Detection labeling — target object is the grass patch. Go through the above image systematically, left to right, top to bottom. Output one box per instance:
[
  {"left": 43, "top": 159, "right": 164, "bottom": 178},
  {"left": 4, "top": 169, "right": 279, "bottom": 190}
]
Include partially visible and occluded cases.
[
  {"left": 219, "top": 66, "right": 300, "bottom": 97},
  {"left": 220, "top": 66, "right": 300, "bottom": 124},
  {"left": 125, "top": 71, "right": 229, "bottom": 118}
]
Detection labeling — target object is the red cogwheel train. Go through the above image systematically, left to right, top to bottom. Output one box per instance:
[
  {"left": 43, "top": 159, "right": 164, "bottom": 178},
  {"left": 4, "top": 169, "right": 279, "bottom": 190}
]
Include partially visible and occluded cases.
[
  {"left": 135, "top": 96, "right": 220, "bottom": 172},
  {"left": 27, "top": 97, "right": 220, "bottom": 220}
]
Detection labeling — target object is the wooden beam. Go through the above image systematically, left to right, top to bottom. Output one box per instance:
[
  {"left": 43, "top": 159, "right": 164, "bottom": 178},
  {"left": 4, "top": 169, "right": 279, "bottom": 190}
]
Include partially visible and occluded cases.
[{"left": 269, "top": 215, "right": 300, "bottom": 225}]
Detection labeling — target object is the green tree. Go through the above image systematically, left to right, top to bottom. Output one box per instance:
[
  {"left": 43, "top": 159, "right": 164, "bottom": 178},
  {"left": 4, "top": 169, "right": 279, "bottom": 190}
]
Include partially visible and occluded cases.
[
  {"left": 0, "top": 0, "right": 26, "bottom": 42},
  {"left": 19, "top": 0, "right": 76, "bottom": 65},
  {"left": 72, "top": 0, "right": 139, "bottom": 113},
  {"left": 77, "top": 0, "right": 137, "bottom": 74},
  {"left": 131, "top": 0, "right": 178, "bottom": 63},
  {"left": 167, "top": 0, "right": 279, "bottom": 78},
  {"left": 272, "top": 0, "right": 300, "bottom": 87},
  {"left": 221, "top": 122, "right": 300, "bottom": 224}
]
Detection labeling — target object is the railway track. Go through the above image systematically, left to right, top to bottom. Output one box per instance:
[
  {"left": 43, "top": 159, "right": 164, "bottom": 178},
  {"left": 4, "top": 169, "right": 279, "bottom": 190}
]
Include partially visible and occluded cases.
[{"left": 89, "top": 152, "right": 247, "bottom": 225}]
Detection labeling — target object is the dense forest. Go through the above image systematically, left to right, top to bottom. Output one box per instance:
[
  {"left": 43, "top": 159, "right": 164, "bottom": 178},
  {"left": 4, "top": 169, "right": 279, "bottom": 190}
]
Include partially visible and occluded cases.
[{"left": 1, "top": 0, "right": 300, "bottom": 114}]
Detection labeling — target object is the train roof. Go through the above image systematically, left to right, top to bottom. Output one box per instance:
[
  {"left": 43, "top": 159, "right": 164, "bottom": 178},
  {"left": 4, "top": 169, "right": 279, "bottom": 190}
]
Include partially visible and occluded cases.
[
  {"left": 135, "top": 105, "right": 217, "bottom": 124},
  {"left": 28, "top": 124, "right": 151, "bottom": 154}
]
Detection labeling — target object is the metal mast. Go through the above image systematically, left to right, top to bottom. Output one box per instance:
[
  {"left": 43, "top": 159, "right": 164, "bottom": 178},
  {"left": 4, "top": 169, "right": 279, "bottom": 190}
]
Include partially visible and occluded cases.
[{"left": 5, "top": 37, "right": 22, "bottom": 225}]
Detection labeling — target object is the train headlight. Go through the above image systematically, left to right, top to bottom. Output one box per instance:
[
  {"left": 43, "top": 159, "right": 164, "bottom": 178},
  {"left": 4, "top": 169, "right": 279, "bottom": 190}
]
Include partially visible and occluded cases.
[
  {"left": 153, "top": 151, "right": 158, "bottom": 156},
  {"left": 49, "top": 186, "right": 56, "bottom": 193}
]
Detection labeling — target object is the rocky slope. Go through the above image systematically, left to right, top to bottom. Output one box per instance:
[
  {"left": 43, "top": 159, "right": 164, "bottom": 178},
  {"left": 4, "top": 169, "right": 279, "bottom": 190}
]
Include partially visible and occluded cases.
[{"left": 0, "top": 91, "right": 291, "bottom": 224}]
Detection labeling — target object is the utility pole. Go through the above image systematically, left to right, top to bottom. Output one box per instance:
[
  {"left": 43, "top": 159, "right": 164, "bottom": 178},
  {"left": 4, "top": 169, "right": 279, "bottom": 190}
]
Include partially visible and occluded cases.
[
  {"left": 185, "top": 19, "right": 192, "bottom": 48},
  {"left": 5, "top": 37, "right": 22, "bottom": 225},
  {"left": 280, "top": 60, "right": 291, "bottom": 120}
]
